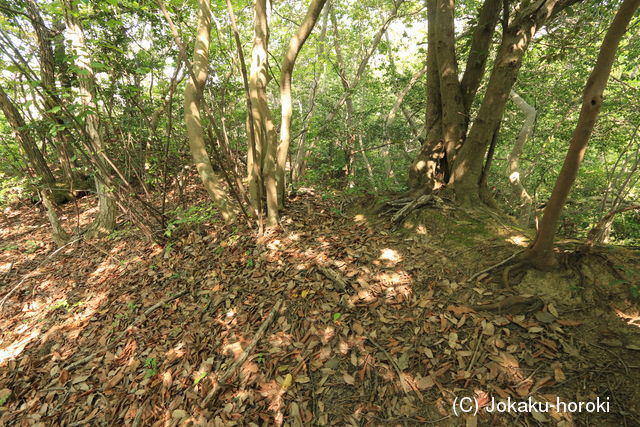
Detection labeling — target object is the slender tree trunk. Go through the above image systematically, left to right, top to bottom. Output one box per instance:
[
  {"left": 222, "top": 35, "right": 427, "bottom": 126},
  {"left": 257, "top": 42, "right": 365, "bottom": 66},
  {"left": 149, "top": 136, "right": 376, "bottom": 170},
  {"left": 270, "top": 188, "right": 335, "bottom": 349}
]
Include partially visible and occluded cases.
[
  {"left": 25, "top": 0, "right": 80, "bottom": 190},
  {"left": 62, "top": 0, "right": 117, "bottom": 238},
  {"left": 183, "top": 0, "right": 235, "bottom": 222},
  {"left": 226, "top": 0, "right": 264, "bottom": 231},
  {"left": 248, "top": 0, "right": 278, "bottom": 227},
  {"left": 276, "top": 0, "right": 327, "bottom": 208},
  {"left": 459, "top": 0, "right": 501, "bottom": 112},
  {"left": 525, "top": 0, "right": 639, "bottom": 269},
  {"left": 293, "top": 6, "right": 330, "bottom": 183},
  {"left": 330, "top": 7, "right": 359, "bottom": 190},
  {"left": 383, "top": 33, "right": 427, "bottom": 184},
  {"left": 0, "top": 86, "right": 69, "bottom": 245},
  {"left": 0, "top": 86, "right": 56, "bottom": 186},
  {"left": 508, "top": 90, "right": 535, "bottom": 222},
  {"left": 588, "top": 205, "right": 640, "bottom": 245}
]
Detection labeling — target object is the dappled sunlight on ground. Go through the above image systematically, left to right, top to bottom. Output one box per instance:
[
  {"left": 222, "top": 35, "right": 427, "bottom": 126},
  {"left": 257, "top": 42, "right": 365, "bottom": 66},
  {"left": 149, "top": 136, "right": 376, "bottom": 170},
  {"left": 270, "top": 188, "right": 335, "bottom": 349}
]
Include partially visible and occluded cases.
[{"left": 1, "top": 188, "right": 640, "bottom": 425}]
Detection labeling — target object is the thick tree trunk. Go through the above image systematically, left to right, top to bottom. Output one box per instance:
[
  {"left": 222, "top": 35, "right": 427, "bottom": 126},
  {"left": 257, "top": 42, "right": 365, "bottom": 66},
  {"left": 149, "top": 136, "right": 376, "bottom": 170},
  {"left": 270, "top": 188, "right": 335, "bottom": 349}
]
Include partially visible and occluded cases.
[
  {"left": 62, "top": 0, "right": 117, "bottom": 237},
  {"left": 183, "top": 0, "right": 235, "bottom": 222},
  {"left": 248, "top": 0, "right": 278, "bottom": 227},
  {"left": 276, "top": 0, "right": 327, "bottom": 208},
  {"left": 408, "top": 0, "right": 443, "bottom": 192},
  {"left": 435, "top": 0, "right": 466, "bottom": 168},
  {"left": 525, "top": 0, "right": 639, "bottom": 270},
  {"left": 450, "top": 9, "right": 545, "bottom": 206},
  {"left": 508, "top": 90, "right": 535, "bottom": 222}
]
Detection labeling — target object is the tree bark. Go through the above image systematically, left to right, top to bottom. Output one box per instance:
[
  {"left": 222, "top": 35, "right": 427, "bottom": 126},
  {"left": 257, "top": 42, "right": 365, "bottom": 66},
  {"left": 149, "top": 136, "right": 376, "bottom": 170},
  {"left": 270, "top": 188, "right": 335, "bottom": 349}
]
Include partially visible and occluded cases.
[
  {"left": 24, "top": 0, "right": 80, "bottom": 189},
  {"left": 62, "top": 0, "right": 117, "bottom": 238},
  {"left": 183, "top": 0, "right": 235, "bottom": 222},
  {"left": 226, "top": 0, "right": 263, "bottom": 230},
  {"left": 248, "top": 0, "right": 278, "bottom": 227},
  {"left": 276, "top": 0, "right": 327, "bottom": 208},
  {"left": 408, "top": 0, "right": 443, "bottom": 192},
  {"left": 435, "top": 0, "right": 466, "bottom": 170},
  {"left": 450, "top": 0, "right": 565, "bottom": 206},
  {"left": 459, "top": 0, "right": 501, "bottom": 112},
  {"left": 525, "top": 0, "right": 639, "bottom": 270},
  {"left": 292, "top": 5, "right": 330, "bottom": 184},
  {"left": 0, "top": 86, "right": 69, "bottom": 245},
  {"left": 0, "top": 86, "right": 56, "bottom": 186},
  {"left": 508, "top": 90, "right": 535, "bottom": 222}
]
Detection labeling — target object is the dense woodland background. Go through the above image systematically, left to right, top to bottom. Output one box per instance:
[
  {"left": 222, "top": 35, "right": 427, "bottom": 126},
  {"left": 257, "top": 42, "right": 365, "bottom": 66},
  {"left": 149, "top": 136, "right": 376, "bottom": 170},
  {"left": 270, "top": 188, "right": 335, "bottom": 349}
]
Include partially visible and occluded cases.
[
  {"left": 0, "top": 0, "right": 638, "bottom": 249},
  {"left": 1, "top": 0, "right": 640, "bottom": 425}
]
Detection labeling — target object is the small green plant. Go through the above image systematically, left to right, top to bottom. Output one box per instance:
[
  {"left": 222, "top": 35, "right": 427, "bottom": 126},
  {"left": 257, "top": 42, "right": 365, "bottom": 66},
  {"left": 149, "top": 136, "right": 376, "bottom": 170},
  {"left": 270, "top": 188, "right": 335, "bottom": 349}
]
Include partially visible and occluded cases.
[
  {"left": 164, "top": 205, "right": 217, "bottom": 237},
  {"left": 24, "top": 240, "right": 43, "bottom": 253},
  {"left": 49, "top": 300, "right": 69, "bottom": 312},
  {"left": 127, "top": 302, "right": 139, "bottom": 312},
  {"left": 144, "top": 357, "right": 158, "bottom": 379},
  {"left": 193, "top": 371, "right": 208, "bottom": 385},
  {"left": 0, "top": 389, "right": 10, "bottom": 406}
]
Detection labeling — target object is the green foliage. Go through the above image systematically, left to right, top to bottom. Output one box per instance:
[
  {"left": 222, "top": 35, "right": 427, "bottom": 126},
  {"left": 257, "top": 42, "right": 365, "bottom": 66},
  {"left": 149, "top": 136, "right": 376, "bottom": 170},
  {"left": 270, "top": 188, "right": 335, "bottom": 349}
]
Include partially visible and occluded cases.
[
  {"left": 164, "top": 205, "right": 219, "bottom": 237},
  {"left": 143, "top": 357, "right": 158, "bottom": 379}
]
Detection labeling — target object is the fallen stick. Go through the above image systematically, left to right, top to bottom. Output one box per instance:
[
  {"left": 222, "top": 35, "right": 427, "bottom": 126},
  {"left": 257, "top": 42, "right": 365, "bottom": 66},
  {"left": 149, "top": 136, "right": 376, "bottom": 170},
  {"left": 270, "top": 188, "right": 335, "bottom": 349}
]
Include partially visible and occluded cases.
[
  {"left": 0, "top": 237, "right": 81, "bottom": 311},
  {"left": 465, "top": 250, "right": 524, "bottom": 283},
  {"left": 316, "top": 265, "right": 347, "bottom": 291},
  {"left": 40, "top": 289, "right": 190, "bottom": 391},
  {"left": 111, "top": 289, "right": 189, "bottom": 344},
  {"left": 201, "top": 299, "right": 283, "bottom": 407},
  {"left": 365, "top": 336, "right": 414, "bottom": 399}
]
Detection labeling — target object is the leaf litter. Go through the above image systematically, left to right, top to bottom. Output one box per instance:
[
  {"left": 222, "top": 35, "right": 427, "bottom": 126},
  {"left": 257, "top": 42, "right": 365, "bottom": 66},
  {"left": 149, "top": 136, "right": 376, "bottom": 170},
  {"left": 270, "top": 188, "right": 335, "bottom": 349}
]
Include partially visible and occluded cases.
[{"left": 1, "top": 189, "right": 640, "bottom": 425}]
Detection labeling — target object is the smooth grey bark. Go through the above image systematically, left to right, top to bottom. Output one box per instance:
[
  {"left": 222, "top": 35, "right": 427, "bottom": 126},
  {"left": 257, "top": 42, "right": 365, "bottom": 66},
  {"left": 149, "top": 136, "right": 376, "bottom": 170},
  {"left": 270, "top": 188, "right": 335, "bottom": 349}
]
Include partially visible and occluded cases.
[{"left": 508, "top": 90, "right": 536, "bottom": 222}]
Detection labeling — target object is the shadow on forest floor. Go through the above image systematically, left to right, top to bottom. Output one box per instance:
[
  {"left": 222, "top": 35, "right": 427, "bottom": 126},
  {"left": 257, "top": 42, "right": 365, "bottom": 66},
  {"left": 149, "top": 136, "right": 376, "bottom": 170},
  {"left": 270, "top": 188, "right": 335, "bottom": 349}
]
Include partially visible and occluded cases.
[{"left": 1, "top": 185, "right": 640, "bottom": 426}]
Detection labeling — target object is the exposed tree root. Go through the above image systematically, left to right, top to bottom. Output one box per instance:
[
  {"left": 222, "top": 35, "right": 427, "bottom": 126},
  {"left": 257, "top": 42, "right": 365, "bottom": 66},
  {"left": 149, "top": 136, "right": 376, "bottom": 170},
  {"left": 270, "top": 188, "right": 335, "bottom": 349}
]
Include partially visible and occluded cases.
[
  {"left": 379, "top": 194, "right": 445, "bottom": 224},
  {"left": 466, "top": 250, "right": 524, "bottom": 283},
  {"left": 502, "top": 261, "right": 528, "bottom": 288},
  {"left": 472, "top": 295, "right": 544, "bottom": 315}
]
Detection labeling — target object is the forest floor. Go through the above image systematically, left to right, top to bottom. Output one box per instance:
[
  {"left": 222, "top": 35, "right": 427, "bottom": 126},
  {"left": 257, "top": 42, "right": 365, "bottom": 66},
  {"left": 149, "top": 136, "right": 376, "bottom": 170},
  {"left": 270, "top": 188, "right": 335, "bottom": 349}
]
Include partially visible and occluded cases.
[{"left": 1, "top": 183, "right": 640, "bottom": 426}]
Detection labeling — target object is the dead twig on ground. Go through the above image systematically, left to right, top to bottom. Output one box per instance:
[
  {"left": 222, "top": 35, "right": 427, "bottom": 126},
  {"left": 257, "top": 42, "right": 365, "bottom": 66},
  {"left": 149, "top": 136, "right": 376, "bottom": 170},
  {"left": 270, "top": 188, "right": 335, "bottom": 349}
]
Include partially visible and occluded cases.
[
  {"left": 0, "top": 237, "right": 81, "bottom": 311},
  {"left": 466, "top": 250, "right": 524, "bottom": 283},
  {"left": 201, "top": 299, "right": 284, "bottom": 407},
  {"left": 365, "top": 336, "right": 413, "bottom": 398}
]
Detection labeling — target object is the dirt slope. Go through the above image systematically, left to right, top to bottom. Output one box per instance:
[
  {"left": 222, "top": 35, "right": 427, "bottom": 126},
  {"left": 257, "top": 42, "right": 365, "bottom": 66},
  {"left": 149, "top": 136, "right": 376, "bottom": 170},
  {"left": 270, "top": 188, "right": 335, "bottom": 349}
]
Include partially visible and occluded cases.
[{"left": 1, "top": 190, "right": 639, "bottom": 426}]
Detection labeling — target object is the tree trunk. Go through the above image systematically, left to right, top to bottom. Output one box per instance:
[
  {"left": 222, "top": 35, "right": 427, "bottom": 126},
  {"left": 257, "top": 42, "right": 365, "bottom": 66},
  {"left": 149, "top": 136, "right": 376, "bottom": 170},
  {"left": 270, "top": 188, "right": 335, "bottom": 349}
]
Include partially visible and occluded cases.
[
  {"left": 25, "top": 0, "right": 80, "bottom": 190},
  {"left": 62, "top": 0, "right": 117, "bottom": 238},
  {"left": 183, "top": 0, "right": 235, "bottom": 222},
  {"left": 248, "top": 0, "right": 278, "bottom": 227},
  {"left": 276, "top": 0, "right": 327, "bottom": 208},
  {"left": 408, "top": 0, "right": 443, "bottom": 192},
  {"left": 435, "top": 0, "right": 466, "bottom": 168},
  {"left": 459, "top": 0, "right": 501, "bottom": 112},
  {"left": 525, "top": 0, "right": 639, "bottom": 270},
  {"left": 450, "top": 4, "right": 549, "bottom": 206},
  {"left": 291, "top": 6, "right": 330, "bottom": 184},
  {"left": 0, "top": 86, "right": 69, "bottom": 245},
  {"left": 0, "top": 86, "right": 56, "bottom": 186},
  {"left": 508, "top": 90, "right": 535, "bottom": 222}
]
